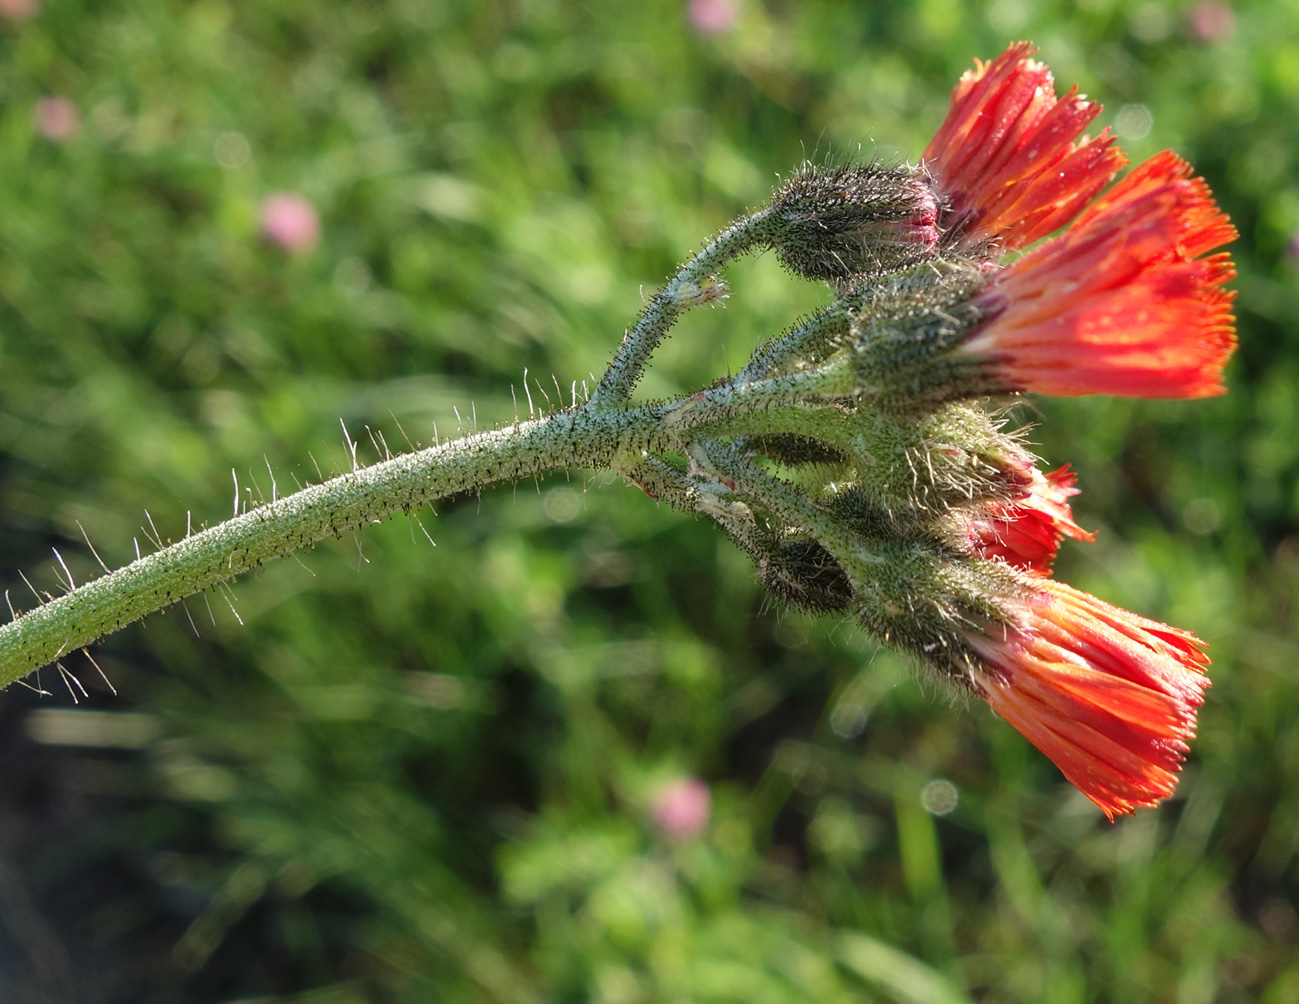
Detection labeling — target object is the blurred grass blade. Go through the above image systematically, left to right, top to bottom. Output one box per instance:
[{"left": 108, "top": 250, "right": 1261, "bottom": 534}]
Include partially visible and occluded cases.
[{"left": 834, "top": 931, "right": 972, "bottom": 1004}]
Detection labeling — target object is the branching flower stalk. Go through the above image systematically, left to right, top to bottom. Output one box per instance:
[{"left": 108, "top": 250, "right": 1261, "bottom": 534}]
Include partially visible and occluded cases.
[{"left": 1, "top": 43, "right": 1237, "bottom": 819}]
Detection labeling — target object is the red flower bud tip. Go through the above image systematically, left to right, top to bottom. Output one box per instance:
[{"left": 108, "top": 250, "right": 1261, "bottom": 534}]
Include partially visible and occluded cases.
[
  {"left": 925, "top": 42, "right": 1127, "bottom": 251},
  {"left": 961, "top": 150, "right": 1237, "bottom": 399},
  {"left": 770, "top": 166, "right": 942, "bottom": 281},
  {"left": 891, "top": 199, "right": 942, "bottom": 250},
  {"left": 967, "top": 465, "right": 1094, "bottom": 575},
  {"left": 966, "top": 580, "right": 1209, "bottom": 819},
  {"left": 650, "top": 777, "right": 712, "bottom": 840}
]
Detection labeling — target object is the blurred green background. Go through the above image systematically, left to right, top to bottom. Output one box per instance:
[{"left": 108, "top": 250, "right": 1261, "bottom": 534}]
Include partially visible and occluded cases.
[{"left": 1, "top": 0, "right": 1296, "bottom": 1001}]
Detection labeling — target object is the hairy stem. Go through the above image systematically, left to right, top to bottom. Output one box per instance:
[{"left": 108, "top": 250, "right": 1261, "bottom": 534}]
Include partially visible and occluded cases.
[
  {"left": 593, "top": 207, "right": 774, "bottom": 404},
  {"left": 737, "top": 299, "right": 853, "bottom": 382},
  {"left": 663, "top": 370, "right": 856, "bottom": 437},
  {"left": 0, "top": 403, "right": 672, "bottom": 689},
  {"left": 699, "top": 442, "right": 884, "bottom": 575}
]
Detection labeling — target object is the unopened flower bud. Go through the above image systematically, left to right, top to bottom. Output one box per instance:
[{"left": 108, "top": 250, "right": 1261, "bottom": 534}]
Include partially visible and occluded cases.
[
  {"left": 769, "top": 164, "right": 942, "bottom": 282},
  {"left": 843, "top": 259, "right": 992, "bottom": 411},
  {"left": 732, "top": 381, "right": 1041, "bottom": 525},
  {"left": 832, "top": 402, "right": 1038, "bottom": 523},
  {"left": 756, "top": 532, "right": 855, "bottom": 615},
  {"left": 846, "top": 536, "right": 1022, "bottom": 679}
]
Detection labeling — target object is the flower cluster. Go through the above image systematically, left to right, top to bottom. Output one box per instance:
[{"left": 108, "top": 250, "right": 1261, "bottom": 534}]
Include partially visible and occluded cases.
[{"left": 658, "top": 43, "right": 1232, "bottom": 818}]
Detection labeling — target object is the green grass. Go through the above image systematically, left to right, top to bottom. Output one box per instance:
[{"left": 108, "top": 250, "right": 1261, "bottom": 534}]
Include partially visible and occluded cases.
[{"left": 1, "top": 1, "right": 1297, "bottom": 1001}]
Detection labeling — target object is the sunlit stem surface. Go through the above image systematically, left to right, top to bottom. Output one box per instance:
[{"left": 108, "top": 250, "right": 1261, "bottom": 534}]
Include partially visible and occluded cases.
[{"left": 0, "top": 402, "right": 682, "bottom": 688}]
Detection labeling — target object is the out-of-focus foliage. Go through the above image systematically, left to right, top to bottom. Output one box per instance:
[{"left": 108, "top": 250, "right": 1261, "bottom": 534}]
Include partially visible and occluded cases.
[{"left": 0, "top": 1, "right": 1296, "bottom": 1001}]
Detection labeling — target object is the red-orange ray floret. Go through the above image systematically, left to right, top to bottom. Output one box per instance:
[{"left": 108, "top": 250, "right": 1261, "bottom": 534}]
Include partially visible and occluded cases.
[
  {"left": 924, "top": 42, "right": 1128, "bottom": 250},
  {"left": 960, "top": 150, "right": 1238, "bottom": 398},
  {"left": 967, "top": 465, "right": 1095, "bottom": 575},
  {"left": 966, "top": 580, "right": 1210, "bottom": 819}
]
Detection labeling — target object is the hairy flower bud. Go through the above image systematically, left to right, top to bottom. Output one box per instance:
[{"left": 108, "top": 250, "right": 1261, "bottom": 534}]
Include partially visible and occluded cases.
[
  {"left": 769, "top": 163, "right": 941, "bottom": 282},
  {"left": 820, "top": 257, "right": 994, "bottom": 411},
  {"left": 698, "top": 394, "right": 1043, "bottom": 527},
  {"left": 832, "top": 402, "right": 1037, "bottom": 523},
  {"left": 755, "top": 532, "right": 855, "bottom": 615},
  {"left": 845, "top": 536, "right": 1023, "bottom": 677}
]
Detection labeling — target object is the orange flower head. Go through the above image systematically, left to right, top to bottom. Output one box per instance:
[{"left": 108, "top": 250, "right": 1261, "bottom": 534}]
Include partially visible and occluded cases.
[
  {"left": 925, "top": 42, "right": 1128, "bottom": 251},
  {"left": 959, "top": 150, "right": 1238, "bottom": 398},
  {"left": 966, "top": 465, "right": 1095, "bottom": 575},
  {"left": 965, "top": 580, "right": 1210, "bottom": 819}
]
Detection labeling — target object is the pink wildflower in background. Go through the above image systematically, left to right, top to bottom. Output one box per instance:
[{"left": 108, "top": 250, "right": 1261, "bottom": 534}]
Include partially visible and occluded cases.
[
  {"left": 0, "top": 0, "right": 38, "bottom": 22},
  {"left": 686, "top": 0, "right": 739, "bottom": 36},
  {"left": 1187, "top": 2, "right": 1235, "bottom": 43},
  {"left": 32, "top": 97, "right": 80, "bottom": 142},
  {"left": 260, "top": 193, "right": 320, "bottom": 253},
  {"left": 650, "top": 777, "right": 711, "bottom": 839}
]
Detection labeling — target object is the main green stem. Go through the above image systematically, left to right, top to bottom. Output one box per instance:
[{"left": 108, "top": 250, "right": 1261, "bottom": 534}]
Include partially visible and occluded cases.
[
  {"left": 1, "top": 204, "right": 792, "bottom": 691},
  {"left": 0, "top": 403, "right": 670, "bottom": 689}
]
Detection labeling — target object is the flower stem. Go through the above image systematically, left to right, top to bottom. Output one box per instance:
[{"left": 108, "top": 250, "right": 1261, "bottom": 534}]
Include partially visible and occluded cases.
[
  {"left": 593, "top": 207, "right": 774, "bottom": 404},
  {"left": 737, "top": 299, "right": 853, "bottom": 382},
  {"left": 663, "top": 368, "right": 856, "bottom": 437},
  {"left": 0, "top": 402, "right": 671, "bottom": 689},
  {"left": 698, "top": 442, "right": 884, "bottom": 575}
]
